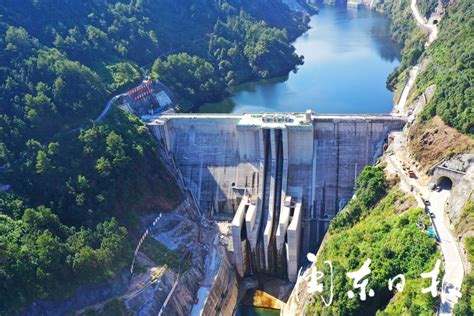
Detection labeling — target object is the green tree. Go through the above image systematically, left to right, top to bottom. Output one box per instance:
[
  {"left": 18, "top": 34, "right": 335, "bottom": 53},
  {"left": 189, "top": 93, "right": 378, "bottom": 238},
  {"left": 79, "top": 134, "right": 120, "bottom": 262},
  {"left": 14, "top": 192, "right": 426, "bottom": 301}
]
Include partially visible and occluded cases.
[
  {"left": 152, "top": 52, "right": 225, "bottom": 110},
  {"left": 35, "top": 150, "right": 51, "bottom": 174}
]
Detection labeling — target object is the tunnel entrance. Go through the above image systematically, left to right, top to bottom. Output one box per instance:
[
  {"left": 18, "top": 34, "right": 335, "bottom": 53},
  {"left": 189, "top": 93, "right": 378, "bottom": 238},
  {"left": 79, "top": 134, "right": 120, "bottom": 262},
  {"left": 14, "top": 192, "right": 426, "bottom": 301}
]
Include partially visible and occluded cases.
[{"left": 437, "top": 176, "right": 453, "bottom": 190}]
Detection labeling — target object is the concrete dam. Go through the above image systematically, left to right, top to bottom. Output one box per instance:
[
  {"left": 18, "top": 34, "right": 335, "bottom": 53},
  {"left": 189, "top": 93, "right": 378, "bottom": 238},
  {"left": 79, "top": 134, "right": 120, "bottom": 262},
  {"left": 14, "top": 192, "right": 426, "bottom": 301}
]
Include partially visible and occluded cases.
[{"left": 148, "top": 111, "right": 405, "bottom": 282}]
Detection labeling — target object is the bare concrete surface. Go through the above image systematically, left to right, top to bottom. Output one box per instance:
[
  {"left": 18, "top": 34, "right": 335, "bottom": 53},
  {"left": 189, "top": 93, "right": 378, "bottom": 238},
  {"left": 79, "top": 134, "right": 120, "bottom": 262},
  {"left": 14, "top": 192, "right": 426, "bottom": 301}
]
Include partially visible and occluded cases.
[
  {"left": 393, "top": 65, "right": 419, "bottom": 115},
  {"left": 149, "top": 113, "right": 404, "bottom": 281},
  {"left": 190, "top": 234, "right": 221, "bottom": 316}
]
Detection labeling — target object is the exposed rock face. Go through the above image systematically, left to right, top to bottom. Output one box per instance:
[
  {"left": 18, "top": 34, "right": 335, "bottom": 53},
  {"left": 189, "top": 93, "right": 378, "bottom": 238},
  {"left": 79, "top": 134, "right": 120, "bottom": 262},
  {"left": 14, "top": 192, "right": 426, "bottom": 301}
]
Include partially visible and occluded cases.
[
  {"left": 408, "top": 117, "right": 473, "bottom": 173},
  {"left": 121, "top": 131, "right": 235, "bottom": 316},
  {"left": 446, "top": 160, "right": 473, "bottom": 224},
  {"left": 22, "top": 197, "right": 210, "bottom": 316},
  {"left": 124, "top": 199, "right": 208, "bottom": 316},
  {"left": 200, "top": 247, "right": 239, "bottom": 316},
  {"left": 164, "top": 263, "right": 205, "bottom": 315},
  {"left": 124, "top": 270, "right": 178, "bottom": 315}
]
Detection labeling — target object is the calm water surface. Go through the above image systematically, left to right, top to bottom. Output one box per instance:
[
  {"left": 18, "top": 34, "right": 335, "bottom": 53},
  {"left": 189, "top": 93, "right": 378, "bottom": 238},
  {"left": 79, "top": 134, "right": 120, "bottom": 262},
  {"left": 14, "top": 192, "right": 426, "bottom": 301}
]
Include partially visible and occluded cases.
[{"left": 200, "top": 5, "right": 400, "bottom": 114}]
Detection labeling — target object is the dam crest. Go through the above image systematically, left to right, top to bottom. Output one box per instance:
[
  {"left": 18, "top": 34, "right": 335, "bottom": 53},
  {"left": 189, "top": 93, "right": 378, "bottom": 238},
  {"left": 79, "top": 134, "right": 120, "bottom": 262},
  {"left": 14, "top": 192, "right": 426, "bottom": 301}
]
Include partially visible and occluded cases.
[{"left": 148, "top": 111, "right": 405, "bottom": 281}]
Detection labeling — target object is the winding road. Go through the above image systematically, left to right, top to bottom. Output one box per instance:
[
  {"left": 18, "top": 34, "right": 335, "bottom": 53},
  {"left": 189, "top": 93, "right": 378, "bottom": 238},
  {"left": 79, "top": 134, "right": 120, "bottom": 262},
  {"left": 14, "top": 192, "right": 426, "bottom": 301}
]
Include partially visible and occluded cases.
[
  {"left": 393, "top": 0, "right": 439, "bottom": 115},
  {"left": 410, "top": 0, "right": 438, "bottom": 45},
  {"left": 387, "top": 2, "right": 465, "bottom": 313},
  {"left": 393, "top": 65, "right": 419, "bottom": 115},
  {"left": 94, "top": 94, "right": 125, "bottom": 123},
  {"left": 385, "top": 136, "right": 464, "bottom": 315},
  {"left": 428, "top": 190, "right": 464, "bottom": 315}
]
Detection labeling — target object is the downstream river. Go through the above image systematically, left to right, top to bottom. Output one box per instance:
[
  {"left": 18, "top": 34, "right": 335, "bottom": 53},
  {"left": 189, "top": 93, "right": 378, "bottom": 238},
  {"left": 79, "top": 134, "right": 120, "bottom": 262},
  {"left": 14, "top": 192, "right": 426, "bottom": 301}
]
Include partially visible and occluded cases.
[{"left": 200, "top": 5, "right": 401, "bottom": 114}]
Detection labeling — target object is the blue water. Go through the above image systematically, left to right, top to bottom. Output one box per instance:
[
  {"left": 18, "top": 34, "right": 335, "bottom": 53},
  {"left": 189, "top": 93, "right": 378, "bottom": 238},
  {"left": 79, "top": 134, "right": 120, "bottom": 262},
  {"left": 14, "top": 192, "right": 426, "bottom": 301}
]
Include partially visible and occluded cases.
[{"left": 201, "top": 5, "right": 400, "bottom": 114}]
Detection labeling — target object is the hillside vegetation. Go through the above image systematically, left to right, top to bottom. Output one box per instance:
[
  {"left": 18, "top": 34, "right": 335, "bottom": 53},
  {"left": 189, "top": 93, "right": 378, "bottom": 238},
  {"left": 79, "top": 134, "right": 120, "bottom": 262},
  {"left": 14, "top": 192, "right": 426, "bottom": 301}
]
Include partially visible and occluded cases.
[
  {"left": 0, "top": 0, "right": 306, "bottom": 112},
  {"left": 373, "top": 0, "right": 427, "bottom": 97},
  {"left": 379, "top": 0, "right": 473, "bottom": 135},
  {"left": 415, "top": 0, "right": 474, "bottom": 134},
  {"left": 416, "top": 0, "right": 438, "bottom": 19},
  {"left": 0, "top": 1, "right": 305, "bottom": 313},
  {"left": 151, "top": 6, "right": 304, "bottom": 110},
  {"left": 152, "top": 6, "right": 303, "bottom": 111},
  {"left": 0, "top": 108, "right": 182, "bottom": 314},
  {"left": 308, "top": 166, "right": 440, "bottom": 315},
  {"left": 453, "top": 200, "right": 474, "bottom": 315}
]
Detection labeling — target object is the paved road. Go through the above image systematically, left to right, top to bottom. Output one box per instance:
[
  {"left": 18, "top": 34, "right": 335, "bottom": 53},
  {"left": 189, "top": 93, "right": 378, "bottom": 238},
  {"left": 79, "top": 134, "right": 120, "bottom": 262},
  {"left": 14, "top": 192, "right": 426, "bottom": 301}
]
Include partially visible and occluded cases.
[
  {"left": 393, "top": 0, "right": 439, "bottom": 116},
  {"left": 410, "top": 0, "right": 438, "bottom": 45},
  {"left": 398, "top": 2, "right": 466, "bottom": 303},
  {"left": 394, "top": 65, "right": 419, "bottom": 115},
  {"left": 94, "top": 94, "right": 124, "bottom": 123},
  {"left": 385, "top": 132, "right": 465, "bottom": 315},
  {"left": 427, "top": 190, "right": 464, "bottom": 315}
]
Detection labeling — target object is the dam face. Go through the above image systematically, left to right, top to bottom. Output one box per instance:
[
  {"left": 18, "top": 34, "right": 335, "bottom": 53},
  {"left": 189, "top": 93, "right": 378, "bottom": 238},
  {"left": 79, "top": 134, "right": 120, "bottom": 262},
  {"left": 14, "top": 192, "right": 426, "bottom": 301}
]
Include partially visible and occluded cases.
[{"left": 148, "top": 112, "right": 405, "bottom": 281}]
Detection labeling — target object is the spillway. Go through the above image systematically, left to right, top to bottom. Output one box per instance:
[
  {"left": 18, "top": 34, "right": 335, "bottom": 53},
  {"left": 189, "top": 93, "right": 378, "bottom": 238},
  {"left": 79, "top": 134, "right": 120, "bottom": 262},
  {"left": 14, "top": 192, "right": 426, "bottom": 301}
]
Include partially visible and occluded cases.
[{"left": 148, "top": 111, "right": 405, "bottom": 281}]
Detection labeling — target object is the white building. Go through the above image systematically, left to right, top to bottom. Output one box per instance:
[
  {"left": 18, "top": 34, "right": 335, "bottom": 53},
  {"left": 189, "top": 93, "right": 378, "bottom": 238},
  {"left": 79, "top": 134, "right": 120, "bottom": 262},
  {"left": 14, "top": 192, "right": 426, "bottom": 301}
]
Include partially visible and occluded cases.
[{"left": 154, "top": 90, "right": 172, "bottom": 108}]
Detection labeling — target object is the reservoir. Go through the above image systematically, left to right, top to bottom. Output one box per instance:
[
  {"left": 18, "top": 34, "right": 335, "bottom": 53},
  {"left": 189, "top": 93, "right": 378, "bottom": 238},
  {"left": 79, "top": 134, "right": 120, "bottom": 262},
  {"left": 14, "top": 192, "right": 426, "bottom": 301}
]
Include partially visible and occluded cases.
[{"left": 200, "top": 5, "right": 401, "bottom": 114}]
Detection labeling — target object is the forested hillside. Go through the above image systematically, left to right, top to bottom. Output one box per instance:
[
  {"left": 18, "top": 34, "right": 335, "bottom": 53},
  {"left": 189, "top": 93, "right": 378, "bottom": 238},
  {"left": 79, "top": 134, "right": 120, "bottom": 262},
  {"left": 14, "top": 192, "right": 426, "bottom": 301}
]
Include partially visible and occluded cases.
[
  {"left": 0, "top": 0, "right": 306, "bottom": 111},
  {"left": 374, "top": 0, "right": 426, "bottom": 96},
  {"left": 377, "top": 0, "right": 473, "bottom": 135},
  {"left": 416, "top": 0, "right": 473, "bottom": 134},
  {"left": 416, "top": 0, "right": 438, "bottom": 19},
  {"left": 0, "top": 1, "right": 305, "bottom": 314},
  {"left": 151, "top": 11, "right": 304, "bottom": 110},
  {"left": 308, "top": 166, "right": 440, "bottom": 315},
  {"left": 453, "top": 201, "right": 474, "bottom": 315}
]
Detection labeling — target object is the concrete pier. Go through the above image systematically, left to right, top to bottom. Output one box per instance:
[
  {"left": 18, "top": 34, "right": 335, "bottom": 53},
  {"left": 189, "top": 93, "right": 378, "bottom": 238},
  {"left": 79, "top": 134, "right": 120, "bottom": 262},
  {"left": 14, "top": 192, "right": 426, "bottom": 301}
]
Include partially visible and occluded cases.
[
  {"left": 148, "top": 112, "right": 405, "bottom": 280},
  {"left": 231, "top": 198, "right": 249, "bottom": 277},
  {"left": 287, "top": 198, "right": 302, "bottom": 282}
]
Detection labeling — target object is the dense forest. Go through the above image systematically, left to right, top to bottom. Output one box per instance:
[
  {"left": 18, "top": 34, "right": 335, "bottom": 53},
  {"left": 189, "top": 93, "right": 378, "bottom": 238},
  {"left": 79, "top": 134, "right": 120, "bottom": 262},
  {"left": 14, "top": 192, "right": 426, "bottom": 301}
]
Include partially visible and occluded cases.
[
  {"left": 0, "top": 0, "right": 306, "bottom": 313},
  {"left": 0, "top": 0, "right": 307, "bottom": 112},
  {"left": 378, "top": 0, "right": 473, "bottom": 135},
  {"left": 416, "top": 0, "right": 474, "bottom": 134},
  {"left": 152, "top": 11, "right": 304, "bottom": 110},
  {"left": 0, "top": 107, "right": 183, "bottom": 314},
  {"left": 308, "top": 166, "right": 440, "bottom": 314}
]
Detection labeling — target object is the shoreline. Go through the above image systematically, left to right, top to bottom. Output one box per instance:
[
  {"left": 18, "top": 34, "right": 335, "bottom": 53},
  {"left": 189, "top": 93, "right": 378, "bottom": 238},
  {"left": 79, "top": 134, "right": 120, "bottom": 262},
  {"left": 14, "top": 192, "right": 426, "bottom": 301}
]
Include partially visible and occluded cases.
[{"left": 197, "top": 6, "right": 400, "bottom": 116}]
